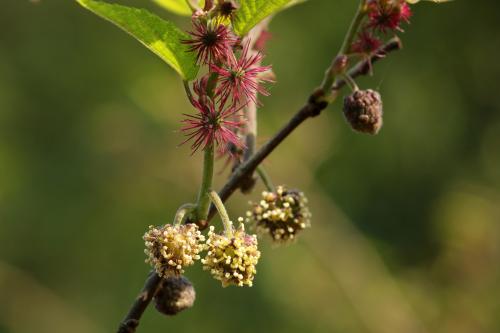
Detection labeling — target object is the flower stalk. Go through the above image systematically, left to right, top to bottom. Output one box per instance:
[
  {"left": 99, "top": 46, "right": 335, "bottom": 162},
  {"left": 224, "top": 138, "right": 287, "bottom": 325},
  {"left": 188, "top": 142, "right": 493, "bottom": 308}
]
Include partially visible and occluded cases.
[
  {"left": 195, "top": 145, "right": 215, "bottom": 222},
  {"left": 256, "top": 166, "right": 275, "bottom": 192},
  {"left": 208, "top": 190, "right": 233, "bottom": 238},
  {"left": 174, "top": 203, "right": 196, "bottom": 226}
]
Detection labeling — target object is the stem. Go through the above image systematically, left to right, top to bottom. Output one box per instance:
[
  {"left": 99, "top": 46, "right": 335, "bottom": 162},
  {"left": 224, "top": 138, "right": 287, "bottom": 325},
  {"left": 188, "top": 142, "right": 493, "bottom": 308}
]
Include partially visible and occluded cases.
[
  {"left": 321, "top": 0, "right": 367, "bottom": 93},
  {"left": 339, "top": 0, "right": 368, "bottom": 56},
  {"left": 206, "top": 69, "right": 219, "bottom": 99},
  {"left": 342, "top": 73, "right": 359, "bottom": 92},
  {"left": 183, "top": 80, "right": 195, "bottom": 106},
  {"left": 195, "top": 145, "right": 215, "bottom": 222},
  {"left": 256, "top": 166, "right": 275, "bottom": 192},
  {"left": 209, "top": 190, "right": 233, "bottom": 238},
  {"left": 174, "top": 203, "right": 196, "bottom": 226},
  {"left": 117, "top": 272, "right": 163, "bottom": 333}
]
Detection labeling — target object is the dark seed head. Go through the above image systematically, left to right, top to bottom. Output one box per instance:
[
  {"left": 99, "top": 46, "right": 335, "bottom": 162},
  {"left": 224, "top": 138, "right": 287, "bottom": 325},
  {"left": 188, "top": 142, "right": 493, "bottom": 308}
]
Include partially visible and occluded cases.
[
  {"left": 217, "top": 0, "right": 238, "bottom": 18},
  {"left": 343, "top": 89, "right": 383, "bottom": 135},
  {"left": 154, "top": 276, "right": 196, "bottom": 316}
]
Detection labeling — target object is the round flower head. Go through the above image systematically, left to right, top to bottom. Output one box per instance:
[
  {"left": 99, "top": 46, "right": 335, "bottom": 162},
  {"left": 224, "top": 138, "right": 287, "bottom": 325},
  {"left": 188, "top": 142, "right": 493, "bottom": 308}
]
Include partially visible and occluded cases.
[
  {"left": 247, "top": 186, "right": 311, "bottom": 243},
  {"left": 144, "top": 223, "right": 205, "bottom": 276},
  {"left": 202, "top": 224, "right": 260, "bottom": 287}
]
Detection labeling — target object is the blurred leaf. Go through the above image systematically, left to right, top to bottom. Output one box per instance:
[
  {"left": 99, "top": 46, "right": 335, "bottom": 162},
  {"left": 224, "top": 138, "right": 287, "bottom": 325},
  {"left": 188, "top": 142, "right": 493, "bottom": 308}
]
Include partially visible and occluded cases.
[
  {"left": 77, "top": 0, "right": 199, "bottom": 80},
  {"left": 152, "top": 0, "right": 207, "bottom": 16},
  {"left": 152, "top": 0, "right": 192, "bottom": 16},
  {"left": 233, "top": 0, "right": 294, "bottom": 36},
  {"left": 285, "top": 0, "right": 308, "bottom": 8}
]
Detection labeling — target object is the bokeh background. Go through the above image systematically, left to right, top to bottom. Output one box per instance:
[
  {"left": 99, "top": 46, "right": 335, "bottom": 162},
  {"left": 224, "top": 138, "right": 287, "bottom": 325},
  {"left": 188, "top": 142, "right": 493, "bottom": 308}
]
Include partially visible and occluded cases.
[{"left": 1, "top": 1, "right": 499, "bottom": 332}]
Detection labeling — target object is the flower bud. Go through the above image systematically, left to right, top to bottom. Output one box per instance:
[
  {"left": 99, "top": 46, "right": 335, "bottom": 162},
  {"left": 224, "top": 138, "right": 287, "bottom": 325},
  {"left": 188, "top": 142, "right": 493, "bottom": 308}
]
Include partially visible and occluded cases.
[
  {"left": 343, "top": 89, "right": 383, "bottom": 135},
  {"left": 246, "top": 186, "right": 311, "bottom": 243},
  {"left": 144, "top": 224, "right": 205, "bottom": 277},
  {"left": 154, "top": 275, "right": 196, "bottom": 316}
]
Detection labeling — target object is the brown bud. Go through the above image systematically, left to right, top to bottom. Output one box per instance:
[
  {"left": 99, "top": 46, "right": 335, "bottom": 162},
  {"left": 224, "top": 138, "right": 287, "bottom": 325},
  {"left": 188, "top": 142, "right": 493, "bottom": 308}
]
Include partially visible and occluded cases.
[
  {"left": 217, "top": 0, "right": 238, "bottom": 17},
  {"left": 332, "top": 55, "right": 349, "bottom": 74},
  {"left": 343, "top": 89, "right": 383, "bottom": 135},
  {"left": 154, "top": 276, "right": 196, "bottom": 316}
]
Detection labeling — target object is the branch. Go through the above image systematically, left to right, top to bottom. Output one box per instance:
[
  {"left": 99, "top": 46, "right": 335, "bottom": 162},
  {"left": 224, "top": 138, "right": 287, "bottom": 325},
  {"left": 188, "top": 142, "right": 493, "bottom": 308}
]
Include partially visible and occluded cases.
[
  {"left": 115, "top": 37, "right": 402, "bottom": 333},
  {"left": 208, "top": 37, "right": 402, "bottom": 222},
  {"left": 117, "top": 272, "right": 163, "bottom": 333}
]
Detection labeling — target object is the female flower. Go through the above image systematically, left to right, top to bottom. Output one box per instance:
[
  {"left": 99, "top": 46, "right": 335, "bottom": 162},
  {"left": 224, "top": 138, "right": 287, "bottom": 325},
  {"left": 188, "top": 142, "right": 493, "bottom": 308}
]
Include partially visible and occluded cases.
[
  {"left": 367, "top": 0, "right": 412, "bottom": 33},
  {"left": 183, "top": 20, "right": 237, "bottom": 65},
  {"left": 210, "top": 42, "right": 273, "bottom": 107},
  {"left": 181, "top": 97, "right": 244, "bottom": 154}
]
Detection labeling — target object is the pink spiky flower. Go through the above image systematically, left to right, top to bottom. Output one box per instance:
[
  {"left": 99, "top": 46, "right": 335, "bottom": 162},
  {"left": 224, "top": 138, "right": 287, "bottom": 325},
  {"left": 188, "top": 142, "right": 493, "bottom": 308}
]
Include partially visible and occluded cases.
[
  {"left": 367, "top": 0, "right": 412, "bottom": 33},
  {"left": 182, "top": 20, "right": 237, "bottom": 65},
  {"left": 351, "top": 31, "right": 382, "bottom": 55},
  {"left": 210, "top": 42, "right": 273, "bottom": 108},
  {"left": 181, "top": 97, "right": 244, "bottom": 154}
]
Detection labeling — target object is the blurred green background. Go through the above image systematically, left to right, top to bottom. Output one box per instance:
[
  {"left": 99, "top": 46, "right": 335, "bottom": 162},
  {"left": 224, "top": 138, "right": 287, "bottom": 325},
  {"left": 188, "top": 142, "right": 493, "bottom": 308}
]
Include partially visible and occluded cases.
[{"left": 1, "top": 1, "right": 499, "bottom": 332}]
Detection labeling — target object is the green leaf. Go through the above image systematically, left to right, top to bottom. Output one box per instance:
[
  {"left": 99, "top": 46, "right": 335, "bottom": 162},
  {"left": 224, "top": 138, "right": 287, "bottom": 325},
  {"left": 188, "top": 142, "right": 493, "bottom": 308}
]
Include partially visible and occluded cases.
[
  {"left": 77, "top": 0, "right": 199, "bottom": 80},
  {"left": 152, "top": 0, "right": 192, "bottom": 16},
  {"left": 233, "top": 0, "right": 293, "bottom": 36},
  {"left": 285, "top": 0, "right": 308, "bottom": 8}
]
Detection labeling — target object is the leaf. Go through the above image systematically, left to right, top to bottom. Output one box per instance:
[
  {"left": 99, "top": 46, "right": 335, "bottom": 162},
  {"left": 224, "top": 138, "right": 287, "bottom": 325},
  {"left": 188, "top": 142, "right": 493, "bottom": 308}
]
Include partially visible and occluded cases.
[
  {"left": 77, "top": 0, "right": 199, "bottom": 80},
  {"left": 152, "top": 0, "right": 192, "bottom": 16},
  {"left": 152, "top": 0, "right": 206, "bottom": 16},
  {"left": 233, "top": 0, "right": 293, "bottom": 36},
  {"left": 285, "top": 0, "right": 307, "bottom": 8}
]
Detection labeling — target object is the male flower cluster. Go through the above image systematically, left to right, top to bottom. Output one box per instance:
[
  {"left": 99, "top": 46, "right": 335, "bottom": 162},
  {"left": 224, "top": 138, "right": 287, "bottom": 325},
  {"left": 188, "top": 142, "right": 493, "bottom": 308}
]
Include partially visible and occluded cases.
[
  {"left": 247, "top": 186, "right": 311, "bottom": 243},
  {"left": 145, "top": 222, "right": 260, "bottom": 287},
  {"left": 143, "top": 224, "right": 205, "bottom": 276},
  {"left": 202, "top": 224, "right": 261, "bottom": 287}
]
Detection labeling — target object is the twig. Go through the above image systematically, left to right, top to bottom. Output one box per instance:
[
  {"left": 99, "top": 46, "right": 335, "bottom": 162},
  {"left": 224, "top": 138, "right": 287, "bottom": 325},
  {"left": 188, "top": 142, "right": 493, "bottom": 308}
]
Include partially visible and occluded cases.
[
  {"left": 115, "top": 37, "right": 402, "bottom": 333},
  {"left": 207, "top": 37, "right": 402, "bottom": 222},
  {"left": 117, "top": 272, "right": 163, "bottom": 333}
]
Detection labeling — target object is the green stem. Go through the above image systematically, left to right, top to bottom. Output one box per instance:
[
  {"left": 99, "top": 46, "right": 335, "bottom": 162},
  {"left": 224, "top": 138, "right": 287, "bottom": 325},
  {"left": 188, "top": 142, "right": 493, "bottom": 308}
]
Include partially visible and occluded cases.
[
  {"left": 321, "top": 0, "right": 367, "bottom": 93},
  {"left": 339, "top": 0, "right": 368, "bottom": 56},
  {"left": 206, "top": 68, "right": 220, "bottom": 99},
  {"left": 342, "top": 73, "right": 359, "bottom": 92},
  {"left": 183, "top": 80, "right": 195, "bottom": 105},
  {"left": 196, "top": 145, "right": 215, "bottom": 222},
  {"left": 256, "top": 166, "right": 275, "bottom": 192},
  {"left": 209, "top": 190, "right": 233, "bottom": 238},
  {"left": 174, "top": 203, "right": 196, "bottom": 226}
]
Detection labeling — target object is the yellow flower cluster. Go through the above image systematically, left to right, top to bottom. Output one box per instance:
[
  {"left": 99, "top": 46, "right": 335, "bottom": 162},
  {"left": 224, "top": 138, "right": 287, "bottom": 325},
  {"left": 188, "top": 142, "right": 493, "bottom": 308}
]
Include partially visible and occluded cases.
[
  {"left": 247, "top": 185, "right": 311, "bottom": 243},
  {"left": 144, "top": 223, "right": 205, "bottom": 277},
  {"left": 201, "top": 224, "right": 261, "bottom": 287}
]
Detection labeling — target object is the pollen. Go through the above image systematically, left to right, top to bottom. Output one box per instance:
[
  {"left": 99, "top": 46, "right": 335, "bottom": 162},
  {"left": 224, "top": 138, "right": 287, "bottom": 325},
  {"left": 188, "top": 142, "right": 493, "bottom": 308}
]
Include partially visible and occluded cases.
[
  {"left": 246, "top": 186, "right": 311, "bottom": 243},
  {"left": 144, "top": 223, "right": 205, "bottom": 277},
  {"left": 202, "top": 224, "right": 261, "bottom": 287}
]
